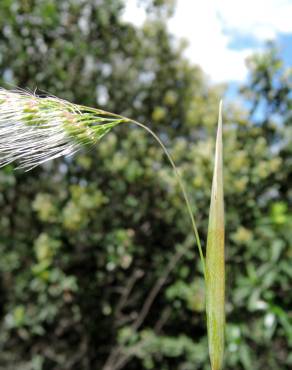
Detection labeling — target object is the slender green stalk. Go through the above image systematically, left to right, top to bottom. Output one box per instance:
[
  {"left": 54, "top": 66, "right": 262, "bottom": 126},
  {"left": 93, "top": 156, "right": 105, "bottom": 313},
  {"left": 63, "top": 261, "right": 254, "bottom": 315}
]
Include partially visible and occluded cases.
[
  {"left": 206, "top": 101, "right": 225, "bottom": 370},
  {"left": 82, "top": 105, "right": 206, "bottom": 272},
  {"left": 128, "top": 119, "right": 206, "bottom": 275}
]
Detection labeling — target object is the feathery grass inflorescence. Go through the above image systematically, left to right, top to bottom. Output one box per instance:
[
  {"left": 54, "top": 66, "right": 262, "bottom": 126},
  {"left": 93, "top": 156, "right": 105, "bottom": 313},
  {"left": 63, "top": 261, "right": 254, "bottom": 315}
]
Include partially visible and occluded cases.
[{"left": 0, "top": 88, "right": 127, "bottom": 170}]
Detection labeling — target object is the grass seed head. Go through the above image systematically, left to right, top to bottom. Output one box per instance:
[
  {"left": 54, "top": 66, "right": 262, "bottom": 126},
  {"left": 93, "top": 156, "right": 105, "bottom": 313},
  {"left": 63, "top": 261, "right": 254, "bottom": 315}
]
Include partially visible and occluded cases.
[{"left": 0, "top": 88, "right": 125, "bottom": 170}]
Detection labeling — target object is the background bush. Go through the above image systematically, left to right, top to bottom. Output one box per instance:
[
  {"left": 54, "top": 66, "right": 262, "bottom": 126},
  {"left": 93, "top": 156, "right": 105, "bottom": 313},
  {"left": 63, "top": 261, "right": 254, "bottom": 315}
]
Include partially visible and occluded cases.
[{"left": 0, "top": 1, "right": 291, "bottom": 369}]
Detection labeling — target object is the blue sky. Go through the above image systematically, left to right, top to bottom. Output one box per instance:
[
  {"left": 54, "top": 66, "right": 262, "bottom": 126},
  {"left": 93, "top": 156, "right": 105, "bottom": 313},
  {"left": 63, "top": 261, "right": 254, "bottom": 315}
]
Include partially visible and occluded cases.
[
  {"left": 123, "top": 0, "right": 292, "bottom": 84},
  {"left": 278, "top": 34, "right": 292, "bottom": 65}
]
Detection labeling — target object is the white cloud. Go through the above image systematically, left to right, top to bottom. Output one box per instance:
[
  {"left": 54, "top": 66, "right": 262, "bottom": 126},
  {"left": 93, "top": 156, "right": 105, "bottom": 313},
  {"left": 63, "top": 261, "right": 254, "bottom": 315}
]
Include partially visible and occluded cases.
[
  {"left": 122, "top": 0, "right": 146, "bottom": 26},
  {"left": 123, "top": 0, "right": 292, "bottom": 83},
  {"left": 169, "top": 0, "right": 249, "bottom": 82},
  {"left": 216, "top": 0, "right": 292, "bottom": 40},
  {"left": 168, "top": 1, "right": 253, "bottom": 82}
]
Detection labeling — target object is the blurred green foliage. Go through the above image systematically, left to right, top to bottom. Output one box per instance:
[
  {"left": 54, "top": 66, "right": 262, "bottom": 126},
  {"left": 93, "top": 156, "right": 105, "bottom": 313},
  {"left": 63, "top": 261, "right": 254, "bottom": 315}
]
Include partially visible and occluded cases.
[{"left": 0, "top": 1, "right": 291, "bottom": 369}]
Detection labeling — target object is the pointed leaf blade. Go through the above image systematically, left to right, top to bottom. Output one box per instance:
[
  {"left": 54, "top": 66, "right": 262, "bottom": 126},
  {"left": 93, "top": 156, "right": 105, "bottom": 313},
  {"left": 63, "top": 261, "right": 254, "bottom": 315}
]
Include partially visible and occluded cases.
[{"left": 206, "top": 101, "right": 225, "bottom": 370}]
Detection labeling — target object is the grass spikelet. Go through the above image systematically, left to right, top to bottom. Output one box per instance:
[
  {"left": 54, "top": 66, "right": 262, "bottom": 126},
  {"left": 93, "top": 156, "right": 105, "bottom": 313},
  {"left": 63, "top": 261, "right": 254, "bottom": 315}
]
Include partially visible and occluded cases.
[
  {"left": 0, "top": 88, "right": 126, "bottom": 170},
  {"left": 206, "top": 101, "right": 225, "bottom": 370}
]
